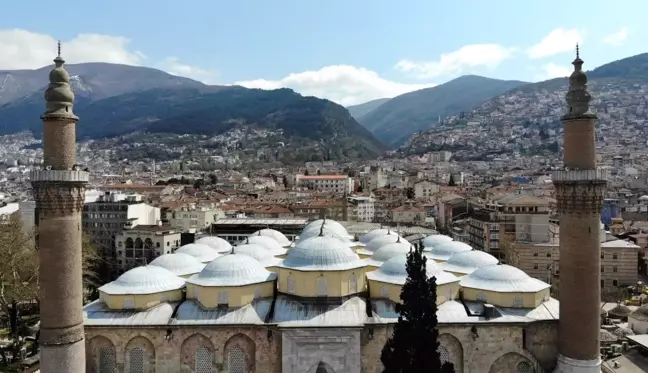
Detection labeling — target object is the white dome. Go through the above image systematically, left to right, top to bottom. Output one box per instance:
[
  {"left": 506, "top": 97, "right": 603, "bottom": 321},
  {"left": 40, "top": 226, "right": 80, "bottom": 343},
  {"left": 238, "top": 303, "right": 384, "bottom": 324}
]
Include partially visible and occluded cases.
[
  {"left": 639, "top": 195, "right": 648, "bottom": 201},
  {"left": 304, "top": 219, "right": 348, "bottom": 235},
  {"left": 300, "top": 224, "right": 351, "bottom": 243},
  {"left": 359, "top": 228, "right": 399, "bottom": 244},
  {"left": 252, "top": 229, "right": 291, "bottom": 247},
  {"left": 422, "top": 234, "right": 453, "bottom": 249},
  {"left": 244, "top": 235, "right": 287, "bottom": 255},
  {"left": 365, "top": 235, "right": 410, "bottom": 253},
  {"left": 195, "top": 236, "right": 232, "bottom": 253},
  {"left": 278, "top": 236, "right": 364, "bottom": 271},
  {"left": 364, "top": 241, "right": 412, "bottom": 267},
  {"left": 425, "top": 241, "right": 472, "bottom": 261},
  {"left": 176, "top": 243, "right": 222, "bottom": 263},
  {"left": 231, "top": 243, "right": 282, "bottom": 267},
  {"left": 441, "top": 251, "right": 499, "bottom": 275},
  {"left": 149, "top": 253, "right": 206, "bottom": 277},
  {"left": 187, "top": 254, "right": 277, "bottom": 287},
  {"left": 367, "top": 254, "right": 457, "bottom": 286},
  {"left": 460, "top": 264, "right": 550, "bottom": 293},
  {"left": 99, "top": 266, "right": 185, "bottom": 295}
]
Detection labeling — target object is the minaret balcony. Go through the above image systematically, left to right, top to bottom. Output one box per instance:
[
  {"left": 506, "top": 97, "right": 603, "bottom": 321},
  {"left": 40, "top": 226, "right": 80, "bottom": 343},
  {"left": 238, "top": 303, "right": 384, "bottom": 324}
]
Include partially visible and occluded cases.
[
  {"left": 30, "top": 169, "right": 90, "bottom": 183},
  {"left": 551, "top": 169, "right": 608, "bottom": 183}
]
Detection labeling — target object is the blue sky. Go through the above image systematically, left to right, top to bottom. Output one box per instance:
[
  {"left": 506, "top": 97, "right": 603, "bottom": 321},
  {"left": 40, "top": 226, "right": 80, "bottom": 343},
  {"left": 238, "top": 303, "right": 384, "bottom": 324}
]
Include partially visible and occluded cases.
[{"left": 1, "top": 0, "right": 645, "bottom": 105}]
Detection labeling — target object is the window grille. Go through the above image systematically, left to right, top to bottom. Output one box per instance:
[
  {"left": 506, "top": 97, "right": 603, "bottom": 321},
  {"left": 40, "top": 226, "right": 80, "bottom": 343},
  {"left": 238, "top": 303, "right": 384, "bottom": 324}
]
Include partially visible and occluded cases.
[
  {"left": 287, "top": 274, "right": 295, "bottom": 294},
  {"left": 349, "top": 274, "right": 358, "bottom": 293},
  {"left": 317, "top": 277, "right": 328, "bottom": 296},
  {"left": 380, "top": 286, "right": 389, "bottom": 298},
  {"left": 253, "top": 287, "right": 262, "bottom": 299},
  {"left": 218, "top": 291, "right": 229, "bottom": 306},
  {"left": 476, "top": 292, "right": 487, "bottom": 302},
  {"left": 512, "top": 296, "right": 524, "bottom": 308},
  {"left": 123, "top": 297, "right": 135, "bottom": 309},
  {"left": 99, "top": 346, "right": 116, "bottom": 373},
  {"left": 195, "top": 346, "right": 213, "bottom": 373},
  {"left": 227, "top": 346, "right": 246, "bottom": 373},
  {"left": 438, "top": 346, "right": 450, "bottom": 364},
  {"left": 128, "top": 347, "right": 145, "bottom": 373},
  {"left": 516, "top": 361, "right": 533, "bottom": 373}
]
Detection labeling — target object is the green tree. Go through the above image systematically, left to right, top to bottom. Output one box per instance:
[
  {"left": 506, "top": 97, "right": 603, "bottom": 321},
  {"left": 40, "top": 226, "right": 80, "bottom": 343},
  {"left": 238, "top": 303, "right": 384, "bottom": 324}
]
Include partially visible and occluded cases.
[
  {"left": 448, "top": 174, "right": 456, "bottom": 186},
  {"left": 380, "top": 244, "right": 455, "bottom": 373}
]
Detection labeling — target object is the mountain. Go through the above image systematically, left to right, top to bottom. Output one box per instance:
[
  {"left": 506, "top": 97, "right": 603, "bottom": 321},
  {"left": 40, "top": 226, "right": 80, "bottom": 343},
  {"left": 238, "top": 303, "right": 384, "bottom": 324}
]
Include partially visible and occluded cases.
[
  {"left": 398, "top": 53, "right": 648, "bottom": 159},
  {"left": 0, "top": 63, "right": 386, "bottom": 161},
  {"left": 358, "top": 75, "right": 528, "bottom": 147},
  {"left": 346, "top": 98, "right": 390, "bottom": 120}
]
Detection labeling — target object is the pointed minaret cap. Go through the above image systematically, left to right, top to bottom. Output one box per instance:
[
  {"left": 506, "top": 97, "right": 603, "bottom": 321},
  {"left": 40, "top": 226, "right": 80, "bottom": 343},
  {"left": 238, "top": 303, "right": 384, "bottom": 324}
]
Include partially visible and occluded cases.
[
  {"left": 43, "top": 41, "right": 78, "bottom": 120},
  {"left": 564, "top": 43, "right": 595, "bottom": 119}
]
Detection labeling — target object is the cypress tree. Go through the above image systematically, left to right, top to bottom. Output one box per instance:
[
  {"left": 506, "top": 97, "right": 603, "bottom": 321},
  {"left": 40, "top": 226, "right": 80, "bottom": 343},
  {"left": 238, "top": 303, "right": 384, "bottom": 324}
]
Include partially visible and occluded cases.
[{"left": 380, "top": 243, "right": 455, "bottom": 373}]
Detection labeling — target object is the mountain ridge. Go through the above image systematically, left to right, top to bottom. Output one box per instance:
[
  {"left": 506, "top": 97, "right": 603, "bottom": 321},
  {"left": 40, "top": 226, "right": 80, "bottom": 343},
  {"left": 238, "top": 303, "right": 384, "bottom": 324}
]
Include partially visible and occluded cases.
[{"left": 346, "top": 98, "right": 390, "bottom": 120}]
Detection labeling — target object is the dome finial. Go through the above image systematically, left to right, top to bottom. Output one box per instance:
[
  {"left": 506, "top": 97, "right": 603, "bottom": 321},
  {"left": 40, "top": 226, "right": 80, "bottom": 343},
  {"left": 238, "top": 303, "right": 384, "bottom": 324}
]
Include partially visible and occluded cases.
[
  {"left": 319, "top": 222, "right": 325, "bottom": 237},
  {"left": 387, "top": 226, "right": 391, "bottom": 234},
  {"left": 258, "top": 230, "right": 261, "bottom": 236},
  {"left": 397, "top": 235, "right": 401, "bottom": 243},
  {"left": 246, "top": 236, "right": 249, "bottom": 244},
  {"left": 231, "top": 245, "right": 235, "bottom": 254}
]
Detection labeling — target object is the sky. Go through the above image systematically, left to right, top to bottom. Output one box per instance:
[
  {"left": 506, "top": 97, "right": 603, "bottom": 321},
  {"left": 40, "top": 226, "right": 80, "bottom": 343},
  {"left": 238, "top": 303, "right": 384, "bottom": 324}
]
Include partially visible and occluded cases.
[{"left": 1, "top": 0, "right": 645, "bottom": 106}]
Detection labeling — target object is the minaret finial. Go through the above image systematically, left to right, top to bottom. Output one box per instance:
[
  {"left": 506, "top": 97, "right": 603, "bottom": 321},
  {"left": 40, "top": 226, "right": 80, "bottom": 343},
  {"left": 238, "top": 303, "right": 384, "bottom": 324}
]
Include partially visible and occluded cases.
[
  {"left": 57, "top": 40, "right": 61, "bottom": 58},
  {"left": 576, "top": 43, "right": 580, "bottom": 59},
  {"left": 563, "top": 44, "right": 593, "bottom": 119},
  {"left": 246, "top": 236, "right": 249, "bottom": 244}
]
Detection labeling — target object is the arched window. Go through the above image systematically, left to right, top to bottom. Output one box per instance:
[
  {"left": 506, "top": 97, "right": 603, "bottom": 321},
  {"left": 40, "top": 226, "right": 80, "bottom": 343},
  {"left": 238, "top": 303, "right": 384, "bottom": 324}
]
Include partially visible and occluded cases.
[
  {"left": 125, "top": 238, "right": 134, "bottom": 249},
  {"left": 134, "top": 238, "right": 143, "bottom": 249},
  {"left": 144, "top": 238, "right": 153, "bottom": 249},
  {"left": 287, "top": 274, "right": 295, "bottom": 294},
  {"left": 348, "top": 274, "right": 358, "bottom": 293},
  {"left": 317, "top": 277, "right": 328, "bottom": 296},
  {"left": 380, "top": 286, "right": 389, "bottom": 298},
  {"left": 218, "top": 291, "right": 229, "bottom": 306},
  {"left": 227, "top": 345, "right": 246, "bottom": 373},
  {"left": 438, "top": 345, "right": 450, "bottom": 364},
  {"left": 99, "top": 346, "right": 116, "bottom": 373},
  {"left": 195, "top": 346, "right": 214, "bottom": 373},
  {"left": 128, "top": 347, "right": 145, "bottom": 373},
  {"left": 516, "top": 361, "right": 533, "bottom": 373}
]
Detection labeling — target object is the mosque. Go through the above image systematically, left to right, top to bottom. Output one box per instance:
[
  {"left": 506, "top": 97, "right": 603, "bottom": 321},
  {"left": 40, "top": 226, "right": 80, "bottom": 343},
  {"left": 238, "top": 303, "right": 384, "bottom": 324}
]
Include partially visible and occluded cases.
[{"left": 83, "top": 218, "right": 559, "bottom": 373}]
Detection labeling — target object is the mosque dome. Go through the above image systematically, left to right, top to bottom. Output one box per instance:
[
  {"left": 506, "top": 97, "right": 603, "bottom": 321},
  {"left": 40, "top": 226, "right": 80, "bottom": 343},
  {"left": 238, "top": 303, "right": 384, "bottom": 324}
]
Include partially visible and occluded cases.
[
  {"left": 639, "top": 195, "right": 648, "bottom": 201},
  {"left": 304, "top": 219, "right": 348, "bottom": 235},
  {"left": 299, "top": 223, "right": 351, "bottom": 243},
  {"left": 252, "top": 228, "right": 291, "bottom": 247},
  {"left": 359, "top": 228, "right": 399, "bottom": 245},
  {"left": 245, "top": 234, "right": 288, "bottom": 255},
  {"left": 422, "top": 234, "right": 453, "bottom": 249},
  {"left": 364, "top": 235, "right": 411, "bottom": 253},
  {"left": 194, "top": 236, "right": 232, "bottom": 253},
  {"left": 278, "top": 236, "right": 364, "bottom": 271},
  {"left": 364, "top": 241, "right": 412, "bottom": 267},
  {"left": 425, "top": 241, "right": 472, "bottom": 261},
  {"left": 176, "top": 243, "right": 222, "bottom": 263},
  {"left": 231, "top": 243, "right": 282, "bottom": 267},
  {"left": 441, "top": 250, "right": 499, "bottom": 275},
  {"left": 149, "top": 253, "right": 206, "bottom": 277},
  {"left": 187, "top": 254, "right": 277, "bottom": 287},
  {"left": 366, "top": 254, "right": 457, "bottom": 286},
  {"left": 460, "top": 264, "right": 550, "bottom": 293},
  {"left": 99, "top": 266, "right": 185, "bottom": 295},
  {"left": 629, "top": 304, "right": 648, "bottom": 322}
]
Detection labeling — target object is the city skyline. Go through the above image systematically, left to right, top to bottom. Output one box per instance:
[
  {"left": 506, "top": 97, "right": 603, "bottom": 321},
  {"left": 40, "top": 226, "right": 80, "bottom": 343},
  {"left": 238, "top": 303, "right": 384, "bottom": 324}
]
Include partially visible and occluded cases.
[{"left": 1, "top": 0, "right": 643, "bottom": 105}]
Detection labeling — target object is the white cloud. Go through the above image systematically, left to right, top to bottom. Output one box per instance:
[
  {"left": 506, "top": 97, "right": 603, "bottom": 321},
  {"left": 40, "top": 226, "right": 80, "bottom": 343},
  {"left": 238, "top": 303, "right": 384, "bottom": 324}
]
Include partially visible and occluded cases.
[
  {"left": 602, "top": 27, "right": 629, "bottom": 46},
  {"left": 527, "top": 28, "right": 583, "bottom": 59},
  {"left": 394, "top": 44, "right": 516, "bottom": 79},
  {"left": 158, "top": 57, "right": 219, "bottom": 84},
  {"left": 535, "top": 62, "right": 572, "bottom": 81},
  {"left": 235, "top": 65, "right": 434, "bottom": 106}
]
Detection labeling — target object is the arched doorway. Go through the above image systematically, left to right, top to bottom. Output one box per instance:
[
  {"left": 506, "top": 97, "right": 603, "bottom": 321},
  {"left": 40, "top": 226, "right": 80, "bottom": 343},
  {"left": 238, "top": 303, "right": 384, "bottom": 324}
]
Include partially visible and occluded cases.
[{"left": 312, "top": 361, "right": 334, "bottom": 373}]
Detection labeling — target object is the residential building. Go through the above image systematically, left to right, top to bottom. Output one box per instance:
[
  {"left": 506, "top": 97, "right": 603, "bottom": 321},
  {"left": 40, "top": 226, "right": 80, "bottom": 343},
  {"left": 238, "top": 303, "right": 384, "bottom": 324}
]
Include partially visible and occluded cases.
[
  {"left": 295, "top": 174, "right": 353, "bottom": 194},
  {"left": 346, "top": 196, "right": 375, "bottom": 222},
  {"left": 115, "top": 224, "right": 182, "bottom": 272}
]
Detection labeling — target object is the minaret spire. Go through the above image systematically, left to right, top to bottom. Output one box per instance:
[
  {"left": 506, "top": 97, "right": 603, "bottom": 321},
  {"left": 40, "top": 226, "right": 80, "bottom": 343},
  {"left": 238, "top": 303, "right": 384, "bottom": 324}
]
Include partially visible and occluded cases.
[{"left": 564, "top": 44, "right": 594, "bottom": 121}]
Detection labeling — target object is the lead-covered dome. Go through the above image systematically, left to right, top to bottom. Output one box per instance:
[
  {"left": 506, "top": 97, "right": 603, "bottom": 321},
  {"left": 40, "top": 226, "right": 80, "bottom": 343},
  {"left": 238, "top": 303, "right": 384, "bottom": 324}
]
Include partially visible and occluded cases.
[
  {"left": 304, "top": 219, "right": 348, "bottom": 235},
  {"left": 300, "top": 224, "right": 351, "bottom": 243},
  {"left": 252, "top": 228, "right": 291, "bottom": 247},
  {"left": 359, "top": 228, "right": 399, "bottom": 245},
  {"left": 245, "top": 234, "right": 288, "bottom": 255},
  {"left": 423, "top": 234, "right": 453, "bottom": 249},
  {"left": 364, "top": 235, "right": 411, "bottom": 253},
  {"left": 195, "top": 236, "right": 232, "bottom": 253},
  {"left": 278, "top": 236, "right": 364, "bottom": 271},
  {"left": 364, "top": 241, "right": 412, "bottom": 267},
  {"left": 425, "top": 241, "right": 472, "bottom": 261},
  {"left": 176, "top": 243, "right": 222, "bottom": 263},
  {"left": 231, "top": 243, "right": 281, "bottom": 267},
  {"left": 441, "top": 250, "right": 499, "bottom": 275},
  {"left": 149, "top": 253, "right": 206, "bottom": 277},
  {"left": 187, "top": 254, "right": 277, "bottom": 287},
  {"left": 367, "top": 254, "right": 457, "bottom": 285},
  {"left": 460, "top": 264, "right": 550, "bottom": 293},
  {"left": 99, "top": 266, "right": 186, "bottom": 295}
]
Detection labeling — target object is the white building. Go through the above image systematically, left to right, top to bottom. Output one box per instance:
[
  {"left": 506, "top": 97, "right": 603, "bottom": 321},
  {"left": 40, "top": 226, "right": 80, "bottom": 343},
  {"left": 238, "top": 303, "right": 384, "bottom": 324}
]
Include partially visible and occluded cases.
[
  {"left": 295, "top": 174, "right": 353, "bottom": 194},
  {"left": 414, "top": 180, "right": 440, "bottom": 199},
  {"left": 347, "top": 196, "right": 375, "bottom": 222},
  {"left": 167, "top": 206, "right": 225, "bottom": 233}
]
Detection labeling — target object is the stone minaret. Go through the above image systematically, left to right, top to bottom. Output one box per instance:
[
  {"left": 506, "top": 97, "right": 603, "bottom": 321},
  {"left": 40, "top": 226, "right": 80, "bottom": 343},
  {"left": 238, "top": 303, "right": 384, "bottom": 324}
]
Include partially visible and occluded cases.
[
  {"left": 30, "top": 43, "right": 89, "bottom": 372},
  {"left": 552, "top": 46, "right": 606, "bottom": 373}
]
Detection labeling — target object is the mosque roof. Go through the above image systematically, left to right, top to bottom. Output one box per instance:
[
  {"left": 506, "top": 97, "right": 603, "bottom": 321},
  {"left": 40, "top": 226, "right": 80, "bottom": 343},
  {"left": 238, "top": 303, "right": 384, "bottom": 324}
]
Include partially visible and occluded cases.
[
  {"left": 304, "top": 219, "right": 348, "bottom": 234},
  {"left": 299, "top": 224, "right": 351, "bottom": 243},
  {"left": 359, "top": 228, "right": 399, "bottom": 245},
  {"left": 252, "top": 229, "right": 291, "bottom": 247},
  {"left": 422, "top": 234, "right": 453, "bottom": 249},
  {"left": 245, "top": 235, "right": 288, "bottom": 255},
  {"left": 363, "top": 235, "right": 411, "bottom": 253},
  {"left": 194, "top": 236, "right": 233, "bottom": 253},
  {"left": 277, "top": 236, "right": 364, "bottom": 271},
  {"left": 363, "top": 241, "right": 412, "bottom": 267},
  {"left": 424, "top": 241, "right": 472, "bottom": 261},
  {"left": 176, "top": 243, "right": 222, "bottom": 263},
  {"left": 231, "top": 243, "right": 282, "bottom": 267},
  {"left": 440, "top": 250, "right": 499, "bottom": 275},
  {"left": 149, "top": 253, "right": 206, "bottom": 277},
  {"left": 187, "top": 254, "right": 277, "bottom": 287},
  {"left": 366, "top": 254, "right": 457, "bottom": 286},
  {"left": 459, "top": 264, "right": 550, "bottom": 293},
  {"left": 99, "top": 266, "right": 186, "bottom": 295},
  {"left": 630, "top": 304, "right": 648, "bottom": 321}
]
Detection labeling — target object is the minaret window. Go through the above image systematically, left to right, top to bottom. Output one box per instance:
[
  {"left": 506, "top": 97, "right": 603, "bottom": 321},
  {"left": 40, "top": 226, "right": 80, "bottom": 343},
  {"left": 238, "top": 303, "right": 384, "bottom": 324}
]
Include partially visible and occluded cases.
[
  {"left": 287, "top": 274, "right": 296, "bottom": 294},
  {"left": 349, "top": 274, "right": 358, "bottom": 293},
  {"left": 317, "top": 276, "right": 328, "bottom": 296},
  {"left": 99, "top": 346, "right": 117, "bottom": 373},
  {"left": 195, "top": 346, "right": 214, "bottom": 373}
]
